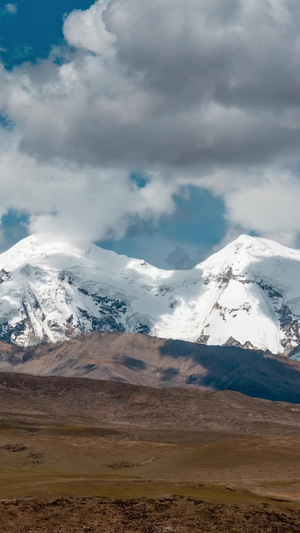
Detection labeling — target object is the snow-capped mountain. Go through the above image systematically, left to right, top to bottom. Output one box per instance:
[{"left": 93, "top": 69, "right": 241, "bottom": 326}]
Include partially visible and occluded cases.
[{"left": 0, "top": 233, "right": 300, "bottom": 357}]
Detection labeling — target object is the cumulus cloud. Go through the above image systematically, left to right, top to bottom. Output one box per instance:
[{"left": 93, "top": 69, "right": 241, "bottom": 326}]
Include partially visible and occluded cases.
[
  {"left": 1, "top": 0, "right": 300, "bottom": 248},
  {"left": 63, "top": 0, "right": 116, "bottom": 56},
  {"left": 5, "top": 4, "right": 17, "bottom": 15},
  {"left": 0, "top": 130, "right": 176, "bottom": 244},
  {"left": 224, "top": 171, "right": 300, "bottom": 246}
]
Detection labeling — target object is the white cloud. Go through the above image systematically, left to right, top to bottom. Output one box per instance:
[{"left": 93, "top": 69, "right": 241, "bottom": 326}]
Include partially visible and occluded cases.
[
  {"left": 1, "top": 0, "right": 300, "bottom": 249},
  {"left": 63, "top": 0, "right": 116, "bottom": 56},
  {"left": 5, "top": 4, "right": 17, "bottom": 15},
  {"left": 0, "top": 129, "right": 177, "bottom": 244},
  {"left": 223, "top": 172, "right": 300, "bottom": 246}
]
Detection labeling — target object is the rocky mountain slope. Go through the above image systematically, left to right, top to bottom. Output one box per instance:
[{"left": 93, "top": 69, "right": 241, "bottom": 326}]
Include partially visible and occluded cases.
[
  {"left": 0, "top": 233, "right": 300, "bottom": 356},
  {"left": 1, "top": 331, "right": 300, "bottom": 403}
]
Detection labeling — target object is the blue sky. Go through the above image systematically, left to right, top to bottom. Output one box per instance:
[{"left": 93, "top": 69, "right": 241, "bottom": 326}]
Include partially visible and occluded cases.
[
  {"left": 0, "top": 1, "right": 298, "bottom": 267},
  {"left": 0, "top": 1, "right": 92, "bottom": 68},
  {"left": 100, "top": 186, "right": 226, "bottom": 267}
]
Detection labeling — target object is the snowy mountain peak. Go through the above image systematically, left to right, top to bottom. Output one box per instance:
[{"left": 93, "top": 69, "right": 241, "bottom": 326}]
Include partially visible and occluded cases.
[
  {"left": 0, "top": 233, "right": 300, "bottom": 358},
  {"left": 0, "top": 233, "right": 123, "bottom": 267},
  {"left": 201, "top": 234, "right": 299, "bottom": 271},
  {"left": 228, "top": 234, "right": 300, "bottom": 258}
]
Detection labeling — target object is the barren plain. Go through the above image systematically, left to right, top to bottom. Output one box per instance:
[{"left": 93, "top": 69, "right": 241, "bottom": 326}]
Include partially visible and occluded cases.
[{"left": 0, "top": 372, "right": 300, "bottom": 530}]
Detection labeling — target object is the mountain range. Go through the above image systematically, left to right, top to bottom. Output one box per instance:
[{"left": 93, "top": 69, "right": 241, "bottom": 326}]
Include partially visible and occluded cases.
[{"left": 0, "top": 233, "right": 300, "bottom": 358}]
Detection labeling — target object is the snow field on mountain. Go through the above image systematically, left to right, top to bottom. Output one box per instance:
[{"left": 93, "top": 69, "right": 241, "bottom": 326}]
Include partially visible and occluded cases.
[{"left": 0, "top": 233, "right": 300, "bottom": 355}]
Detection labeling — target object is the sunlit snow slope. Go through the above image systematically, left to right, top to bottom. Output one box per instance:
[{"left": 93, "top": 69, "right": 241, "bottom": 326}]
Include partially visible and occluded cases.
[{"left": 0, "top": 233, "right": 300, "bottom": 356}]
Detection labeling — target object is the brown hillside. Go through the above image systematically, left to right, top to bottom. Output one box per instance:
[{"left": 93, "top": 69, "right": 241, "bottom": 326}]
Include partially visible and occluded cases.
[{"left": 0, "top": 331, "right": 300, "bottom": 403}]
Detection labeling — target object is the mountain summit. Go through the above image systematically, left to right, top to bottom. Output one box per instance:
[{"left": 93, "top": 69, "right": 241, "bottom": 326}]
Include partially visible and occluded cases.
[{"left": 0, "top": 233, "right": 300, "bottom": 357}]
